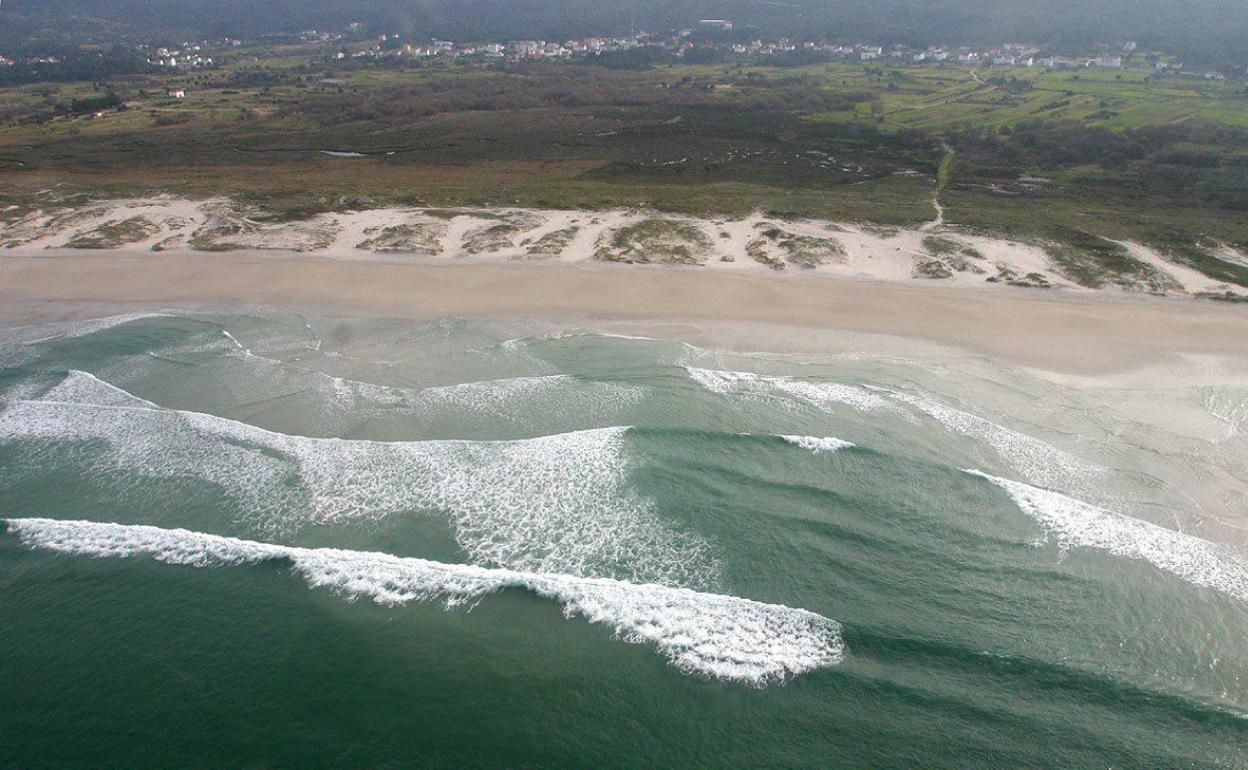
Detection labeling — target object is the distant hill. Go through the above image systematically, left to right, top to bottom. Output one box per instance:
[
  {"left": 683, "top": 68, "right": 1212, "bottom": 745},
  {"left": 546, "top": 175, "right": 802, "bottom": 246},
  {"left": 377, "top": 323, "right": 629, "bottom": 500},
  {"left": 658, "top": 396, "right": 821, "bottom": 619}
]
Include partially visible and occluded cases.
[{"left": 2, "top": 0, "right": 1245, "bottom": 62}]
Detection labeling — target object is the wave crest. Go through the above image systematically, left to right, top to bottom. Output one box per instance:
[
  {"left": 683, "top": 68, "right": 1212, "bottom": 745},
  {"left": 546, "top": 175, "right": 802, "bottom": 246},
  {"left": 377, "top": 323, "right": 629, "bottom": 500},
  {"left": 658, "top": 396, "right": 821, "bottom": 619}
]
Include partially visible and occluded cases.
[
  {"left": 685, "top": 367, "right": 895, "bottom": 413},
  {"left": 1, "top": 372, "right": 718, "bottom": 589},
  {"left": 892, "top": 391, "right": 1100, "bottom": 491},
  {"left": 779, "top": 435, "right": 855, "bottom": 454},
  {"left": 967, "top": 470, "right": 1248, "bottom": 602},
  {"left": 4, "top": 517, "right": 843, "bottom": 686}
]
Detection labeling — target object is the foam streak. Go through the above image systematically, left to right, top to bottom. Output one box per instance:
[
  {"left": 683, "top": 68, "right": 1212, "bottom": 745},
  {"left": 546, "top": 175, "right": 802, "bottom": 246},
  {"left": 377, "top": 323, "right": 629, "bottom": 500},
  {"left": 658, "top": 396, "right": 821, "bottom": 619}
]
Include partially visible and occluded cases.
[
  {"left": 685, "top": 367, "right": 894, "bottom": 413},
  {"left": 0, "top": 372, "right": 717, "bottom": 588},
  {"left": 893, "top": 391, "right": 1100, "bottom": 490},
  {"left": 779, "top": 435, "right": 855, "bottom": 454},
  {"left": 967, "top": 470, "right": 1248, "bottom": 602},
  {"left": 4, "top": 518, "right": 843, "bottom": 685}
]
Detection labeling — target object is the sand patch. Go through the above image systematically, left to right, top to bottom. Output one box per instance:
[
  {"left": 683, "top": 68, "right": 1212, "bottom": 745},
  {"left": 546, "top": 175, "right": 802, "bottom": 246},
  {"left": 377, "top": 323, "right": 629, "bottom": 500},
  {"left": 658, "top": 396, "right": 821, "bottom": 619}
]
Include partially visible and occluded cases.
[
  {"left": 188, "top": 201, "right": 340, "bottom": 253},
  {"left": 65, "top": 217, "right": 162, "bottom": 249},
  {"left": 356, "top": 220, "right": 449, "bottom": 257},
  {"left": 745, "top": 223, "right": 846, "bottom": 271},
  {"left": 524, "top": 225, "right": 581, "bottom": 259}
]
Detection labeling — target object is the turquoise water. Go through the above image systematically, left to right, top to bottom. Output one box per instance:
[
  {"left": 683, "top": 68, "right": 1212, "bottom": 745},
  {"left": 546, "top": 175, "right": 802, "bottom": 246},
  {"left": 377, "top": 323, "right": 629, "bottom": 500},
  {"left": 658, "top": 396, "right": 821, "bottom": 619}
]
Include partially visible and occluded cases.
[{"left": 1, "top": 311, "right": 1246, "bottom": 767}]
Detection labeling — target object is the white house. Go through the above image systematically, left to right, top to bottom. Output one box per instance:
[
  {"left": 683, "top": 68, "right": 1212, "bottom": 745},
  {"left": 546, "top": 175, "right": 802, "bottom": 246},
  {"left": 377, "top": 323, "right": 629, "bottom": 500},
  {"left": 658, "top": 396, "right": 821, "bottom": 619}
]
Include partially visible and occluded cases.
[{"left": 167, "top": 88, "right": 186, "bottom": 99}]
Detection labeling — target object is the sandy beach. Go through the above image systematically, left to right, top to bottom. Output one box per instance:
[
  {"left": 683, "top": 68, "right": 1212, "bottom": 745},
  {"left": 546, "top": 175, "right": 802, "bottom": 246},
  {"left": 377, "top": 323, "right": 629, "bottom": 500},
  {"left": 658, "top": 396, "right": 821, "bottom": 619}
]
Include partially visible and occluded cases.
[
  {"left": 2, "top": 197, "right": 1245, "bottom": 388},
  {"left": 2, "top": 249, "right": 1246, "bottom": 387}
]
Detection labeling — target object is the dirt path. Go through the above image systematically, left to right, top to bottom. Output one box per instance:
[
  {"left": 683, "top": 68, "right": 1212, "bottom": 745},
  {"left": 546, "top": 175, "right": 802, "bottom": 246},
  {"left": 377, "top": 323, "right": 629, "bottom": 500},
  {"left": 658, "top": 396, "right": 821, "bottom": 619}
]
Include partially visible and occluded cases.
[{"left": 924, "top": 142, "right": 955, "bottom": 231}]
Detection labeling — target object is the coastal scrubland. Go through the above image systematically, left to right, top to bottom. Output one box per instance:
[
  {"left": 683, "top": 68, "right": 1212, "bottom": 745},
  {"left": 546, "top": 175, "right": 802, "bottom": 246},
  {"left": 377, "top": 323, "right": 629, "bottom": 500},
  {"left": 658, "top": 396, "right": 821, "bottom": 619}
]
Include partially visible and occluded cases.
[{"left": 2, "top": 50, "right": 1247, "bottom": 290}]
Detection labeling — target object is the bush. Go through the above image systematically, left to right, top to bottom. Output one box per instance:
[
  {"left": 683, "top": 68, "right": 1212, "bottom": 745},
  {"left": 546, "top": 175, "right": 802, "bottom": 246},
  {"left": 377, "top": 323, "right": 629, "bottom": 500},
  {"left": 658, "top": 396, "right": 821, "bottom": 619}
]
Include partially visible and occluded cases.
[{"left": 63, "top": 91, "right": 121, "bottom": 115}]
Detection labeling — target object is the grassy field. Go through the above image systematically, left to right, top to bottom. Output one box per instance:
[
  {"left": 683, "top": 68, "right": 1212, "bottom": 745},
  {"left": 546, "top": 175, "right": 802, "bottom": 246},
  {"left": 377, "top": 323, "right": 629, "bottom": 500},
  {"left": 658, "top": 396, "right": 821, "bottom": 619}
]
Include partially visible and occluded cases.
[
  {"left": 1, "top": 49, "right": 1246, "bottom": 285},
  {"left": 798, "top": 62, "right": 1248, "bottom": 131}
]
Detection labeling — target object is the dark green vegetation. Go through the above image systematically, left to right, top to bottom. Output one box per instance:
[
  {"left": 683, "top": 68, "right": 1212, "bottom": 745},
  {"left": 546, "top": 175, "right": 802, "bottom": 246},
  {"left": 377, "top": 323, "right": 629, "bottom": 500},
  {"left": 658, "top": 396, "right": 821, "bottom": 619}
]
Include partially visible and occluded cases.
[
  {"left": 2, "top": 49, "right": 1247, "bottom": 287},
  {"left": 0, "top": 50, "right": 156, "bottom": 87},
  {"left": 1040, "top": 228, "right": 1176, "bottom": 291}
]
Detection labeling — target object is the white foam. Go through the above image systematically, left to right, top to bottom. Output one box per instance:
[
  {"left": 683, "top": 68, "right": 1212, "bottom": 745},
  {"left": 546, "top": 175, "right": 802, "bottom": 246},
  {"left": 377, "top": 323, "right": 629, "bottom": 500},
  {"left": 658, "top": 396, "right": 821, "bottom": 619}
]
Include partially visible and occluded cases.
[
  {"left": 0, "top": 312, "right": 173, "bottom": 346},
  {"left": 220, "top": 330, "right": 265, "bottom": 360},
  {"left": 502, "top": 330, "right": 663, "bottom": 346},
  {"left": 212, "top": 332, "right": 645, "bottom": 423},
  {"left": 212, "top": 341, "right": 645, "bottom": 424},
  {"left": 685, "top": 367, "right": 895, "bottom": 413},
  {"left": 39, "top": 370, "right": 160, "bottom": 409},
  {"left": 0, "top": 373, "right": 716, "bottom": 588},
  {"left": 415, "top": 374, "right": 644, "bottom": 418},
  {"left": 1201, "top": 388, "right": 1248, "bottom": 442},
  {"left": 890, "top": 390, "right": 1100, "bottom": 491},
  {"left": 779, "top": 435, "right": 855, "bottom": 454},
  {"left": 966, "top": 471, "right": 1248, "bottom": 602},
  {"left": 4, "top": 517, "right": 843, "bottom": 686}
]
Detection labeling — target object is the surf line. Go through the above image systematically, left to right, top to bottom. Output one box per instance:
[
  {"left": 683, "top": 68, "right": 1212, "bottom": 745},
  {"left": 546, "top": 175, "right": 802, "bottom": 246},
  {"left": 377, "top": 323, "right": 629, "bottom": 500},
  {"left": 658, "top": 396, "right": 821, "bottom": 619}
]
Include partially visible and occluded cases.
[
  {"left": 965, "top": 470, "right": 1248, "bottom": 602},
  {"left": 4, "top": 517, "right": 846, "bottom": 686}
]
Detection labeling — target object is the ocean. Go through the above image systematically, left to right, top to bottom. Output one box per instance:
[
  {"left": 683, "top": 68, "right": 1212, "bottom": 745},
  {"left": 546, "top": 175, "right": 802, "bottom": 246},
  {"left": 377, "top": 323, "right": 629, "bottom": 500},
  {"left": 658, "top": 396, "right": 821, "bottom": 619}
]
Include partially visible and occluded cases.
[{"left": 1, "top": 310, "right": 1246, "bottom": 767}]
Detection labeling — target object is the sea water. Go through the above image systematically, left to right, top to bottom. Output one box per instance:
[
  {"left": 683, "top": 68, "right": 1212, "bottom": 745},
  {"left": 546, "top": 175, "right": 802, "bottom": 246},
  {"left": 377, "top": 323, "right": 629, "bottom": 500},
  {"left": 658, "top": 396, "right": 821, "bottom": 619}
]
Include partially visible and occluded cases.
[{"left": 1, "top": 310, "right": 1246, "bottom": 767}]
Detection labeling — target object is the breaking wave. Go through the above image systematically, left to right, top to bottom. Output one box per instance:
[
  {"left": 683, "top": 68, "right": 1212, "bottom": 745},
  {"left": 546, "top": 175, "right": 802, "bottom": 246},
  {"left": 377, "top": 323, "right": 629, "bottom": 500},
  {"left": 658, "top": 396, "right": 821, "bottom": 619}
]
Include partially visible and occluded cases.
[
  {"left": 0, "top": 312, "right": 173, "bottom": 346},
  {"left": 216, "top": 329, "right": 645, "bottom": 423},
  {"left": 685, "top": 367, "right": 896, "bottom": 413},
  {"left": 34, "top": 368, "right": 160, "bottom": 409},
  {"left": 0, "top": 372, "right": 717, "bottom": 588},
  {"left": 1200, "top": 387, "right": 1248, "bottom": 442},
  {"left": 891, "top": 391, "right": 1101, "bottom": 491},
  {"left": 779, "top": 435, "right": 855, "bottom": 454},
  {"left": 966, "top": 471, "right": 1248, "bottom": 602},
  {"left": 3, "top": 517, "right": 843, "bottom": 686}
]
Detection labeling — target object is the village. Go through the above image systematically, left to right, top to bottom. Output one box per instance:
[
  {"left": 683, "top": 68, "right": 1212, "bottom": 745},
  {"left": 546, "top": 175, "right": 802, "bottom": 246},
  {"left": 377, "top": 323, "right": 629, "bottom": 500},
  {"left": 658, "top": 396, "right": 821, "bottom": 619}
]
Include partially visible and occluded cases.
[
  {"left": 1, "top": 18, "right": 1236, "bottom": 82},
  {"left": 310, "top": 22, "right": 1226, "bottom": 77}
]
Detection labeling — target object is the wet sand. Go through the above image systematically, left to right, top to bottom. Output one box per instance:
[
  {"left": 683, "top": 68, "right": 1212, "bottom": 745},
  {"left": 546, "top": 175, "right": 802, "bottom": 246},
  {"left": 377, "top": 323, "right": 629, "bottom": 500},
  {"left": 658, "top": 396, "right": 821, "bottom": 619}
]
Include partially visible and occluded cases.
[{"left": 2, "top": 251, "right": 1246, "bottom": 385}]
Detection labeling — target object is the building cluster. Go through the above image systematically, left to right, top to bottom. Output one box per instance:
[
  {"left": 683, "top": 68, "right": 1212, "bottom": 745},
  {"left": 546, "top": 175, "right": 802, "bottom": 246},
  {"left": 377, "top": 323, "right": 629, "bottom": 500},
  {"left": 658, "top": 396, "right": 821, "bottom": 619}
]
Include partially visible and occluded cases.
[
  {"left": 11, "top": 19, "right": 1228, "bottom": 80},
  {"left": 322, "top": 23, "right": 1231, "bottom": 77},
  {"left": 299, "top": 30, "right": 344, "bottom": 44},
  {"left": 338, "top": 33, "right": 651, "bottom": 62},
  {"left": 142, "top": 40, "right": 242, "bottom": 69},
  {"left": 736, "top": 40, "right": 1153, "bottom": 71},
  {"left": 904, "top": 44, "right": 1129, "bottom": 69}
]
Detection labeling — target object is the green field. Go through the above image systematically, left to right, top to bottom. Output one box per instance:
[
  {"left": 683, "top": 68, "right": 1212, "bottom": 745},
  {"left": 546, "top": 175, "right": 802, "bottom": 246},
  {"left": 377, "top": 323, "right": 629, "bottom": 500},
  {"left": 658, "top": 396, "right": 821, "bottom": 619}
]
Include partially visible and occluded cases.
[{"left": 800, "top": 64, "right": 1248, "bottom": 131}]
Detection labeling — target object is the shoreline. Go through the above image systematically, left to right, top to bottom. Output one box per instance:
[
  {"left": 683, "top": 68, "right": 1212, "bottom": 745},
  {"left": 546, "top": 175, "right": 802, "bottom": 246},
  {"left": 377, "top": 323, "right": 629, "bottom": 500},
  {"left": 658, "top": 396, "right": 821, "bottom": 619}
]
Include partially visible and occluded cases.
[{"left": 2, "top": 251, "right": 1246, "bottom": 386}]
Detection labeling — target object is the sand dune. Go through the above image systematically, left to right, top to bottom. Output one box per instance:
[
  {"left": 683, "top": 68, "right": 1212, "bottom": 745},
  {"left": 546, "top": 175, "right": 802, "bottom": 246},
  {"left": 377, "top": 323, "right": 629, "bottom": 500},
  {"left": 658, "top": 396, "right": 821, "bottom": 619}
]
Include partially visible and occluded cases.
[{"left": 5, "top": 197, "right": 1246, "bottom": 298}]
